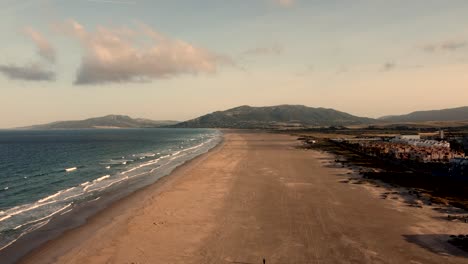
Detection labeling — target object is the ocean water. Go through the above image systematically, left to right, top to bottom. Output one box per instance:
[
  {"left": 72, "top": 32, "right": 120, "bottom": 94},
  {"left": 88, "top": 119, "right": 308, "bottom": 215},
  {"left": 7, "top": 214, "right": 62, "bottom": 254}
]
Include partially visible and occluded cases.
[{"left": 0, "top": 128, "right": 221, "bottom": 252}]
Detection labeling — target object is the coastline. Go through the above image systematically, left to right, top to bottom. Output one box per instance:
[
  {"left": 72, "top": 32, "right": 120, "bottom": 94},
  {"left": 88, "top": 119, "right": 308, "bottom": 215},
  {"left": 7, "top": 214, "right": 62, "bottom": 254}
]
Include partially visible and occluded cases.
[
  {"left": 0, "top": 130, "right": 224, "bottom": 264},
  {"left": 6, "top": 131, "right": 468, "bottom": 263}
]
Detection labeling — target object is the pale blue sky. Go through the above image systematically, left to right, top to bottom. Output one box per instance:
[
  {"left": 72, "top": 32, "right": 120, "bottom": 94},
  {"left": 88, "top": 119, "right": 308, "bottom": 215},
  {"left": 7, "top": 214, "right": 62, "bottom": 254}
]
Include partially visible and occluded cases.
[{"left": 1, "top": 0, "right": 468, "bottom": 128}]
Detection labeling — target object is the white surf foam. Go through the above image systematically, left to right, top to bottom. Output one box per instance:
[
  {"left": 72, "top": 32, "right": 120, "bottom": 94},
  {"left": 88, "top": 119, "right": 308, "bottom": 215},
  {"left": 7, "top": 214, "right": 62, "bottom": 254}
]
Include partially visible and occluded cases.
[
  {"left": 65, "top": 167, "right": 77, "bottom": 172},
  {"left": 83, "top": 175, "right": 111, "bottom": 192},
  {"left": 95, "top": 175, "right": 110, "bottom": 182},
  {"left": 80, "top": 181, "right": 90, "bottom": 186},
  {"left": 38, "top": 187, "right": 76, "bottom": 203},
  {"left": 0, "top": 200, "right": 56, "bottom": 223},
  {"left": 13, "top": 203, "right": 72, "bottom": 230},
  {"left": 60, "top": 209, "right": 73, "bottom": 215},
  {"left": 0, "top": 215, "right": 11, "bottom": 222},
  {"left": 0, "top": 220, "right": 50, "bottom": 252}
]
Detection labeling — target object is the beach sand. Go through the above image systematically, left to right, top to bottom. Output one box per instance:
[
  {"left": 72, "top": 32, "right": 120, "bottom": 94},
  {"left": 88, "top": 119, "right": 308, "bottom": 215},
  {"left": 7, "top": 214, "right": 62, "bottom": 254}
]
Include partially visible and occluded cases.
[{"left": 17, "top": 131, "right": 468, "bottom": 263}]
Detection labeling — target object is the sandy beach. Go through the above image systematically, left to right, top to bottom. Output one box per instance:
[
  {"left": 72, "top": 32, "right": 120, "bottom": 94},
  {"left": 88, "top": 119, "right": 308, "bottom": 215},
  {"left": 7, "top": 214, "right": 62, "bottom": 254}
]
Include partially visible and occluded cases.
[{"left": 15, "top": 131, "right": 468, "bottom": 264}]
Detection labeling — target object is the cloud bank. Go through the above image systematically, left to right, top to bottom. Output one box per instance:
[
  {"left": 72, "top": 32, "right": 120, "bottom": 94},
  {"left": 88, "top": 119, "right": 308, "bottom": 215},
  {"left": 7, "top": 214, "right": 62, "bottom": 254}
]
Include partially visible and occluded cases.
[
  {"left": 61, "top": 20, "right": 232, "bottom": 85},
  {"left": 0, "top": 64, "right": 55, "bottom": 81}
]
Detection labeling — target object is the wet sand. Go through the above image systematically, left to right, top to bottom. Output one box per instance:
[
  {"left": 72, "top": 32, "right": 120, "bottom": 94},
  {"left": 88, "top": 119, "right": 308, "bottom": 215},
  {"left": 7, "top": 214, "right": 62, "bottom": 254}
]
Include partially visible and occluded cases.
[{"left": 17, "top": 131, "right": 468, "bottom": 263}]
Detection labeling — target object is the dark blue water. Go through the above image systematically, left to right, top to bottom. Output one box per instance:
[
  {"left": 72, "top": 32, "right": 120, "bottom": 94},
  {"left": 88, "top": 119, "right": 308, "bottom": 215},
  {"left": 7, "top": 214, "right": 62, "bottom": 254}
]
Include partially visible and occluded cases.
[{"left": 0, "top": 128, "right": 221, "bottom": 251}]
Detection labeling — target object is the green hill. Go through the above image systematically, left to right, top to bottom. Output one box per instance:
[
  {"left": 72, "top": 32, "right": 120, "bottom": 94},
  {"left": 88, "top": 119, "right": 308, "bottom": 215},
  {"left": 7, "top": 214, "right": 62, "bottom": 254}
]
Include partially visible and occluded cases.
[{"left": 172, "top": 105, "right": 374, "bottom": 128}]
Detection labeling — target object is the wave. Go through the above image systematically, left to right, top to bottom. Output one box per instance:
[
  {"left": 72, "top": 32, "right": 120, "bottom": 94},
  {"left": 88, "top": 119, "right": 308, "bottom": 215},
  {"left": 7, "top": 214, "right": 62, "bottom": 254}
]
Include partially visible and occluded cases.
[
  {"left": 181, "top": 142, "right": 205, "bottom": 152},
  {"left": 133, "top": 153, "right": 156, "bottom": 158},
  {"left": 121, "top": 158, "right": 161, "bottom": 175},
  {"left": 101, "top": 159, "right": 133, "bottom": 165},
  {"left": 65, "top": 167, "right": 77, "bottom": 172},
  {"left": 1, "top": 173, "right": 113, "bottom": 225},
  {"left": 83, "top": 175, "right": 110, "bottom": 192},
  {"left": 95, "top": 175, "right": 110, "bottom": 182},
  {"left": 86, "top": 178, "right": 123, "bottom": 193},
  {"left": 80, "top": 181, "right": 90, "bottom": 186},
  {"left": 38, "top": 187, "right": 76, "bottom": 203},
  {"left": 62, "top": 192, "right": 86, "bottom": 202},
  {"left": 88, "top": 197, "right": 101, "bottom": 203},
  {"left": 0, "top": 200, "right": 56, "bottom": 223},
  {"left": 13, "top": 203, "right": 72, "bottom": 230},
  {"left": 60, "top": 209, "right": 72, "bottom": 216},
  {"left": 0, "top": 215, "right": 11, "bottom": 222},
  {"left": 0, "top": 220, "right": 50, "bottom": 252}
]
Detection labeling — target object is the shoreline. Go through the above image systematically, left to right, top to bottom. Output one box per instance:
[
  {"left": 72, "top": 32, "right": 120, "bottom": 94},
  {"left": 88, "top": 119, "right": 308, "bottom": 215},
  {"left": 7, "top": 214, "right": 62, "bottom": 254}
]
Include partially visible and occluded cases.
[
  {"left": 6, "top": 131, "right": 468, "bottom": 263},
  {"left": 0, "top": 132, "right": 225, "bottom": 264}
]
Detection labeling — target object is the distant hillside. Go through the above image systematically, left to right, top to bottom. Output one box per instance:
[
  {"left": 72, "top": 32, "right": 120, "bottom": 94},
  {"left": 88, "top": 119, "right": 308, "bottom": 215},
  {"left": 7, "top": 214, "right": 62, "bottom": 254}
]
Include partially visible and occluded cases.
[
  {"left": 172, "top": 105, "right": 374, "bottom": 128},
  {"left": 379, "top": 106, "right": 468, "bottom": 123},
  {"left": 22, "top": 115, "right": 179, "bottom": 129}
]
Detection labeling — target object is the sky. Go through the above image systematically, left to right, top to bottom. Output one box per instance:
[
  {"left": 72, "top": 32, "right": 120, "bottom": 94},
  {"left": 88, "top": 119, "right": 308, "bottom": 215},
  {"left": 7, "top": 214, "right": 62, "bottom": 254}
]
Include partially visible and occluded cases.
[{"left": 1, "top": 0, "right": 468, "bottom": 128}]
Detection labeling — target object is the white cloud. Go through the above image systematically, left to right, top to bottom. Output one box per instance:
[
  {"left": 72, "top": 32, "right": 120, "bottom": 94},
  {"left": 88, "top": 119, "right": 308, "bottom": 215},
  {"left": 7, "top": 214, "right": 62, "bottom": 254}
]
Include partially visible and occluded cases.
[
  {"left": 60, "top": 20, "right": 232, "bottom": 85},
  {"left": 24, "top": 27, "right": 56, "bottom": 63}
]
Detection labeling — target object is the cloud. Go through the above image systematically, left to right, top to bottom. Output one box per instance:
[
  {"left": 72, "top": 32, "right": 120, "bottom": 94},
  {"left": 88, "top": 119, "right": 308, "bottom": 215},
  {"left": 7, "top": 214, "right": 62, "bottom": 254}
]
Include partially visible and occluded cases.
[
  {"left": 275, "top": 0, "right": 295, "bottom": 7},
  {"left": 59, "top": 20, "right": 232, "bottom": 85},
  {"left": 24, "top": 27, "right": 56, "bottom": 63},
  {"left": 0, "top": 28, "right": 56, "bottom": 82},
  {"left": 422, "top": 40, "right": 468, "bottom": 53},
  {"left": 242, "top": 45, "right": 283, "bottom": 56},
  {"left": 381, "top": 62, "right": 396, "bottom": 72},
  {"left": 0, "top": 64, "right": 55, "bottom": 81}
]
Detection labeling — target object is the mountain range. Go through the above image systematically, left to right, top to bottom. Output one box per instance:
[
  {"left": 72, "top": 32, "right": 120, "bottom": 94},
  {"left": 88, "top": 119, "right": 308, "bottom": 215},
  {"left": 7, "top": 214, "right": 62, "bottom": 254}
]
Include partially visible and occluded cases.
[
  {"left": 17, "top": 105, "right": 468, "bottom": 129},
  {"left": 172, "top": 105, "right": 374, "bottom": 128},
  {"left": 379, "top": 106, "right": 468, "bottom": 123},
  {"left": 21, "top": 115, "right": 178, "bottom": 129}
]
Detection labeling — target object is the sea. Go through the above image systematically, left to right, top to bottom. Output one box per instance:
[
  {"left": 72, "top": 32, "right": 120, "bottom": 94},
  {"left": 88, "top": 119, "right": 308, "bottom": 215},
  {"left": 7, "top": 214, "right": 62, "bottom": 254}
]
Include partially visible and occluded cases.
[{"left": 0, "top": 128, "right": 221, "bottom": 258}]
